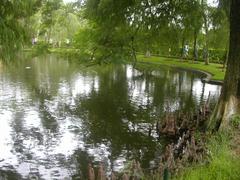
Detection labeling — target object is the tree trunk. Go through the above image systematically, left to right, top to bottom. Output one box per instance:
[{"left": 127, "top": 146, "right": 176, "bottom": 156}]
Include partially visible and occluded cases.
[
  {"left": 208, "top": 0, "right": 240, "bottom": 131},
  {"left": 203, "top": 7, "right": 209, "bottom": 65},
  {"left": 204, "top": 25, "right": 209, "bottom": 65},
  {"left": 193, "top": 30, "right": 198, "bottom": 62},
  {"left": 181, "top": 36, "right": 185, "bottom": 59}
]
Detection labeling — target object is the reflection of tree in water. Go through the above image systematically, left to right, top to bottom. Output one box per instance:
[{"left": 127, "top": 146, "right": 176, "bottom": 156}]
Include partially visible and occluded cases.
[
  {"left": 67, "top": 65, "right": 157, "bottom": 170},
  {"left": 135, "top": 67, "right": 200, "bottom": 115},
  {"left": 182, "top": 73, "right": 197, "bottom": 112},
  {"left": 35, "top": 87, "right": 59, "bottom": 133},
  {"left": 10, "top": 110, "right": 27, "bottom": 156},
  {"left": 71, "top": 150, "right": 95, "bottom": 179},
  {"left": 0, "top": 169, "right": 22, "bottom": 180}
]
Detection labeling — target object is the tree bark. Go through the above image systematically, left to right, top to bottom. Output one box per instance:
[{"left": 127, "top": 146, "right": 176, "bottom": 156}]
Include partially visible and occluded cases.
[
  {"left": 208, "top": 0, "right": 240, "bottom": 131},
  {"left": 223, "top": 44, "right": 229, "bottom": 71}
]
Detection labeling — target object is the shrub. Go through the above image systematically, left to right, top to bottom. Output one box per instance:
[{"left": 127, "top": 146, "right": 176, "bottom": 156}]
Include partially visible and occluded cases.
[{"left": 32, "top": 41, "right": 49, "bottom": 54}]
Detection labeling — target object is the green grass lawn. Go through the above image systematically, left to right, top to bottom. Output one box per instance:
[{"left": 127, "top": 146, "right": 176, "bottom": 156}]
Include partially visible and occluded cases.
[{"left": 137, "top": 55, "right": 225, "bottom": 81}]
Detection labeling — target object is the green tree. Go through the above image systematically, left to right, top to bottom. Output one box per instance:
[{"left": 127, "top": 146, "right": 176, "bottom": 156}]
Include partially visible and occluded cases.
[
  {"left": 0, "top": 0, "right": 41, "bottom": 60},
  {"left": 40, "top": 0, "right": 62, "bottom": 42},
  {"left": 51, "top": 4, "right": 82, "bottom": 44}
]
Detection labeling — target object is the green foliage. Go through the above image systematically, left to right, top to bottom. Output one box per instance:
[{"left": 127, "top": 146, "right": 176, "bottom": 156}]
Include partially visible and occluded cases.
[
  {"left": 0, "top": 0, "right": 41, "bottom": 60},
  {"left": 27, "top": 0, "right": 83, "bottom": 47},
  {"left": 39, "top": 0, "right": 63, "bottom": 40},
  {"left": 75, "top": 0, "right": 228, "bottom": 64},
  {"left": 209, "top": 6, "right": 229, "bottom": 50},
  {"left": 73, "top": 20, "right": 132, "bottom": 63},
  {"left": 73, "top": 22, "right": 98, "bottom": 55},
  {"left": 32, "top": 41, "right": 49, "bottom": 54},
  {"left": 207, "top": 49, "right": 226, "bottom": 63},
  {"left": 175, "top": 132, "right": 240, "bottom": 180}
]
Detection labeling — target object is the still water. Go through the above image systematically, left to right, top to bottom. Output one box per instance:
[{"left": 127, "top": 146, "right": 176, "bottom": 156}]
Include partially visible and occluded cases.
[{"left": 0, "top": 55, "right": 221, "bottom": 179}]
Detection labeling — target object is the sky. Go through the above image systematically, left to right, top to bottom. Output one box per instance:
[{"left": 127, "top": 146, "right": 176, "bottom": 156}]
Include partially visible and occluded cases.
[{"left": 63, "top": 0, "right": 218, "bottom": 7}]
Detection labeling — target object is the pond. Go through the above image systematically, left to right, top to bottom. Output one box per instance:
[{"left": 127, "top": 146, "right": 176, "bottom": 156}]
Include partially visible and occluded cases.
[{"left": 0, "top": 55, "right": 221, "bottom": 179}]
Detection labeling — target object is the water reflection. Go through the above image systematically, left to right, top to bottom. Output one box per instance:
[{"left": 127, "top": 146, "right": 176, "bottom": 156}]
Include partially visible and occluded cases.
[{"left": 0, "top": 55, "right": 221, "bottom": 179}]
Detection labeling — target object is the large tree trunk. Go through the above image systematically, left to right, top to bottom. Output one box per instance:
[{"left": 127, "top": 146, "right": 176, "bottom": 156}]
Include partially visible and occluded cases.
[{"left": 208, "top": 0, "right": 240, "bottom": 131}]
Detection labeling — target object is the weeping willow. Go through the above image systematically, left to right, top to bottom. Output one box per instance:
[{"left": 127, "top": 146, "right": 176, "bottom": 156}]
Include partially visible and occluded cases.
[{"left": 0, "top": 0, "right": 41, "bottom": 61}]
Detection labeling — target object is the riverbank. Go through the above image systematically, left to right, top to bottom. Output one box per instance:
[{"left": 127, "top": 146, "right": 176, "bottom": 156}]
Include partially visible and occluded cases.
[
  {"left": 137, "top": 55, "right": 225, "bottom": 83},
  {"left": 89, "top": 128, "right": 240, "bottom": 180},
  {"left": 175, "top": 128, "right": 240, "bottom": 180}
]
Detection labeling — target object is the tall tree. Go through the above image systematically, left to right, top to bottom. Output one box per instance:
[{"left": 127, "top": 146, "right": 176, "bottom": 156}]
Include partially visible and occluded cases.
[
  {"left": 40, "top": 0, "right": 62, "bottom": 42},
  {"left": 191, "top": 0, "right": 203, "bottom": 62},
  {"left": 202, "top": 0, "right": 210, "bottom": 65},
  {"left": 208, "top": 0, "right": 240, "bottom": 130}
]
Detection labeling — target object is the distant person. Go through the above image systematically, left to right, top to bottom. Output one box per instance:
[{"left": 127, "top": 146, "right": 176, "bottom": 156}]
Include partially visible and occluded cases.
[
  {"left": 32, "top": 37, "right": 35, "bottom": 45},
  {"left": 32, "top": 37, "right": 37, "bottom": 45},
  {"left": 35, "top": 37, "right": 38, "bottom": 44},
  {"left": 49, "top": 38, "right": 53, "bottom": 45},
  {"left": 66, "top": 39, "right": 70, "bottom": 46},
  {"left": 183, "top": 44, "right": 189, "bottom": 59},
  {"left": 185, "top": 44, "right": 189, "bottom": 57},
  {"left": 168, "top": 48, "right": 171, "bottom": 56}
]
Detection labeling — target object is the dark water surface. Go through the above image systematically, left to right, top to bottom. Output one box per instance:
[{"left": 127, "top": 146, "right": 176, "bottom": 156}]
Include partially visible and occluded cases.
[{"left": 0, "top": 55, "right": 221, "bottom": 179}]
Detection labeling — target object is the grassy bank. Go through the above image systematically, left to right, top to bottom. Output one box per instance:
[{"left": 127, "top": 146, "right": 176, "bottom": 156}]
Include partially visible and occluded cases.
[
  {"left": 137, "top": 55, "right": 225, "bottom": 81},
  {"left": 175, "top": 130, "right": 240, "bottom": 180}
]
